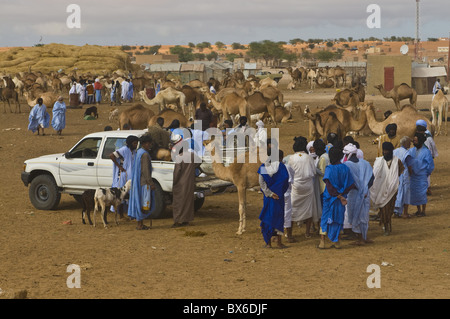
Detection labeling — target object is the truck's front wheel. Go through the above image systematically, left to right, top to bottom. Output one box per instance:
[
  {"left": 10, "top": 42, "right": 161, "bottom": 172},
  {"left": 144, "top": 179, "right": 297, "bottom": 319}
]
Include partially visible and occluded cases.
[{"left": 29, "top": 174, "right": 61, "bottom": 210}]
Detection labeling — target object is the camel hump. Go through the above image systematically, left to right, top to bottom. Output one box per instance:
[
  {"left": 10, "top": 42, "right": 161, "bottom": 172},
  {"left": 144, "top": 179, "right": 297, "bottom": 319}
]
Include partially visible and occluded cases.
[{"left": 400, "top": 83, "right": 411, "bottom": 87}]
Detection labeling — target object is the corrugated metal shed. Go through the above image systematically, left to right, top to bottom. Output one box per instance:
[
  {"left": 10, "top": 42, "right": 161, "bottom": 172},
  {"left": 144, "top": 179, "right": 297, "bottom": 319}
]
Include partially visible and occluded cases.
[
  {"left": 146, "top": 63, "right": 181, "bottom": 72},
  {"left": 180, "top": 64, "right": 205, "bottom": 72},
  {"left": 412, "top": 66, "right": 447, "bottom": 78}
]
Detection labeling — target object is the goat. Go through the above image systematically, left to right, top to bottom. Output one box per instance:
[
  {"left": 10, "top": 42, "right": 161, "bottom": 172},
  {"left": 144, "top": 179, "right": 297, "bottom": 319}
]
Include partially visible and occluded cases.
[
  {"left": 84, "top": 106, "right": 98, "bottom": 118},
  {"left": 109, "top": 108, "right": 119, "bottom": 122},
  {"left": 93, "top": 180, "right": 131, "bottom": 228},
  {"left": 81, "top": 189, "right": 97, "bottom": 225}
]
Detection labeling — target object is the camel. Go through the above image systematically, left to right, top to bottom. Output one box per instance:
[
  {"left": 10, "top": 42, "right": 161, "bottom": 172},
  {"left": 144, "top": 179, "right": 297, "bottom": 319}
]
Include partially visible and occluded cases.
[
  {"left": 287, "top": 67, "right": 304, "bottom": 85},
  {"left": 317, "top": 67, "right": 346, "bottom": 87},
  {"left": 307, "top": 68, "right": 317, "bottom": 90},
  {"left": 315, "top": 78, "right": 335, "bottom": 88},
  {"left": 332, "top": 83, "right": 365, "bottom": 108},
  {"left": 374, "top": 83, "right": 417, "bottom": 110},
  {"left": 258, "top": 85, "right": 284, "bottom": 107},
  {"left": 1, "top": 87, "right": 21, "bottom": 113},
  {"left": 139, "top": 87, "right": 187, "bottom": 115},
  {"left": 214, "top": 87, "right": 249, "bottom": 102},
  {"left": 431, "top": 90, "right": 448, "bottom": 136},
  {"left": 23, "top": 91, "right": 58, "bottom": 110},
  {"left": 205, "top": 91, "right": 250, "bottom": 125},
  {"left": 246, "top": 92, "right": 277, "bottom": 126},
  {"left": 360, "top": 102, "right": 434, "bottom": 138},
  {"left": 118, "top": 103, "right": 155, "bottom": 130},
  {"left": 258, "top": 103, "right": 293, "bottom": 124},
  {"left": 303, "top": 104, "right": 367, "bottom": 141},
  {"left": 148, "top": 108, "right": 192, "bottom": 128},
  {"left": 322, "top": 111, "right": 347, "bottom": 143},
  {"left": 205, "top": 138, "right": 263, "bottom": 235}
]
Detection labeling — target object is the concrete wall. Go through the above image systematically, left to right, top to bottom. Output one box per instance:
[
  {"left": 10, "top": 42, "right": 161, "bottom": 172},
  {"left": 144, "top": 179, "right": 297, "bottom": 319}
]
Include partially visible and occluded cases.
[{"left": 366, "top": 55, "right": 412, "bottom": 95}]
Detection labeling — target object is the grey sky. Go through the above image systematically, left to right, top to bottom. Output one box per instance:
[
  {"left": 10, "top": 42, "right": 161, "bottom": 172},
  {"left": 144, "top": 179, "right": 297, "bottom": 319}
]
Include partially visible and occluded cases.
[{"left": 0, "top": 0, "right": 448, "bottom": 47}]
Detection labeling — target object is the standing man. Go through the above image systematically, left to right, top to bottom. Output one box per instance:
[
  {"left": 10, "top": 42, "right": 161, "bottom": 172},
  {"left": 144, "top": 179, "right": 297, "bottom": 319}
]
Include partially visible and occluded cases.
[
  {"left": 94, "top": 78, "right": 103, "bottom": 104},
  {"left": 121, "top": 79, "right": 130, "bottom": 102},
  {"left": 127, "top": 79, "right": 134, "bottom": 102},
  {"left": 51, "top": 96, "right": 66, "bottom": 135},
  {"left": 28, "top": 97, "right": 50, "bottom": 136},
  {"left": 195, "top": 102, "right": 213, "bottom": 131},
  {"left": 415, "top": 120, "right": 438, "bottom": 195},
  {"left": 377, "top": 123, "right": 400, "bottom": 157},
  {"left": 409, "top": 133, "right": 435, "bottom": 217},
  {"left": 128, "top": 134, "right": 156, "bottom": 230},
  {"left": 110, "top": 135, "right": 139, "bottom": 218},
  {"left": 171, "top": 136, "right": 201, "bottom": 228},
  {"left": 288, "top": 136, "right": 317, "bottom": 239},
  {"left": 394, "top": 136, "right": 413, "bottom": 218},
  {"left": 370, "top": 142, "right": 404, "bottom": 235},
  {"left": 343, "top": 143, "right": 374, "bottom": 245},
  {"left": 319, "top": 147, "right": 355, "bottom": 249},
  {"left": 259, "top": 150, "right": 290, "bottom": 248}
]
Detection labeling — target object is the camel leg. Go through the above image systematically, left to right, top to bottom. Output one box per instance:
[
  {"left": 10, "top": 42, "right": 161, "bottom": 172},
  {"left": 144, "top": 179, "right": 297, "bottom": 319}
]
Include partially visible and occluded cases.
[{"left": 236, "top": 185, "right": 247, "bottom": 235}]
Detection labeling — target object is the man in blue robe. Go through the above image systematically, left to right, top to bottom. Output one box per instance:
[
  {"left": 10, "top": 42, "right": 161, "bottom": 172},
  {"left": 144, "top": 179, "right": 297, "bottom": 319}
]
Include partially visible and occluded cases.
[
  {"left": 127, "top": 80, "right": 134, "bottom": 102},
  {"left": 51, "top": 96, "right": 66, "bottom": 135},
  {"left": 28, "top": 98, "right": 50, "bottom": 136},
  {"left": 409, "top": 133, "right": 434, "bottom": 217},
  {"left": 128, "top": 134, "right": 156, "bottom": 230},
  {"left": 110, "top": 135, "right": 139, "bottom": 217},
  {"left": 394, "top": 136, "right": 413, "bottom": 218},
  {"left": 343, "top": 143, "right": 374, "bottom": 245},
  {"left": 319, "top": 147, "right": 355, "bottom": 249},
  {"left": 258, "top": 150, "right": 290, "bottom": 248}
]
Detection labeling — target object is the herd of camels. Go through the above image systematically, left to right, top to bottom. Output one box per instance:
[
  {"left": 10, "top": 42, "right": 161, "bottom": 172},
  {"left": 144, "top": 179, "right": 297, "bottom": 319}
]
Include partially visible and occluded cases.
[{"left": 1, "top": 65, "right": 448, "bottom": 235}]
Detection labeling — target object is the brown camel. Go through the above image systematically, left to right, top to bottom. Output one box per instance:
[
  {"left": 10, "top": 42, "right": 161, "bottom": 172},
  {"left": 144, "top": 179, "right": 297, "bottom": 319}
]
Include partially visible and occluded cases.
[
  {"left": 287, "top": 67, "right": 304, "bottom": 85},
  {"left": 315, "top": 78, "right": 335, "bottom": 88},
  {"left": 333, "top": 83, "right": 365, "bottom": 107},
  {"left": 374, "top": 83, "right": 417, "bottom": 110},
  {"left": 258, "top": 85, "right": 284, "bottom": 107},
  {"left": 1, "top": 87, "right": 21, "bottom": 113},
  {"left": 204, "top": 90, "right": 250, "bottom": 125},
  {"left": 430, "top": 90, "right": 448, "bottom": 136},
  {"left": 246, "top": 92, "right": 277, "bottom": 126},
  {"left": 360, "top": 102, "right": 433, "bottom": 138},
  {"left": 118, "top": 103, "right": 155, "bottom": 130},
  {"left": 258, "top": 103, "right": 293, "bottom": 124},
  {"left": 304, "top": 104, "right": 367, "bottom": 140},
  {"left": 148, "top": 109, "right": 192, "bottom": 128},
  {"left": 322, "top": 111, "right": 347, "bottom": 143},
  {"left": 205, "top": 138, "right": 263, "bottom": 235}
]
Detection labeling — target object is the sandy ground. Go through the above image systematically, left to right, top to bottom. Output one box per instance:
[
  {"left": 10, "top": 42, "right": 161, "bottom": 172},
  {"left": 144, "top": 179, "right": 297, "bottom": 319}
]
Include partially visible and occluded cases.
[{"left": 1, "top": 79, "right": 450, "bottom": 300}]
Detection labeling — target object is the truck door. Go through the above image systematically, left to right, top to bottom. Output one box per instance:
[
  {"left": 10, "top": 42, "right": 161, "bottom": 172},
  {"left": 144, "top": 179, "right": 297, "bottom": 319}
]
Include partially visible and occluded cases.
[
  {"left": 59, "top": 137, "right": 103, "bottom": 189},
  {"left": 97, "top": 137, "right": 127, "bottom": 188}
]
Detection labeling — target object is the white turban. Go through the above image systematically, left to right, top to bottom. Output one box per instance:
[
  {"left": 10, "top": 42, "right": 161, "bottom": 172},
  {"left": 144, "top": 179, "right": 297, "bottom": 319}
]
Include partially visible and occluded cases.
[
  {"left": 256, "top": 120, "right": 264, "bottom": 128},
  {"left": 343, "top": 143, "right": 358, "bottom": 155}
]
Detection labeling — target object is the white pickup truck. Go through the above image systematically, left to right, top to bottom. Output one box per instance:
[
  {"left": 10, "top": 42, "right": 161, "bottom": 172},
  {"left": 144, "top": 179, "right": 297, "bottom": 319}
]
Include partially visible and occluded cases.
[{"left": 21, "top": 130, "right": 236, "bottom": 218}]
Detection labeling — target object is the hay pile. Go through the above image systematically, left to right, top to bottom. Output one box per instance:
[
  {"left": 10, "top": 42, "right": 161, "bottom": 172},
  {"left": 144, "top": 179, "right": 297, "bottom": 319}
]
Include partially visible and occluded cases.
[{"left": 0, "top": 43, "right": 131, "bottom": 74}]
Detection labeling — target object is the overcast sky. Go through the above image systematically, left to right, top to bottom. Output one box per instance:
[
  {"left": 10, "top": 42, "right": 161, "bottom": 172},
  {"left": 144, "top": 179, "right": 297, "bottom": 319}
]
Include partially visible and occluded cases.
[{"left": 0, "top": 0, "right": 448, "bottom": 47}]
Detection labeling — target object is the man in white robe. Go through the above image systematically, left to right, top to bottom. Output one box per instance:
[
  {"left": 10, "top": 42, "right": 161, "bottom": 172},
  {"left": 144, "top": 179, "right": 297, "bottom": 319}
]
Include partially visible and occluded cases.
[
  {"left": 121, "top": 79, "right": 130, "bottom": 102},
  {"left": 288, "top": 136, "right": 317, "bottom": 238}
]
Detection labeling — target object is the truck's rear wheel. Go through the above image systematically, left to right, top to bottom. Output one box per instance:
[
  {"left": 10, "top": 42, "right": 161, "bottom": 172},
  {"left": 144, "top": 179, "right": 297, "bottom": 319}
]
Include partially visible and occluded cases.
[
  {"left": 29, "top": 174, "right": 61, "bottom": 210},
  {"left": 148, "top": 181, "right": 168, "bottom": 219}
]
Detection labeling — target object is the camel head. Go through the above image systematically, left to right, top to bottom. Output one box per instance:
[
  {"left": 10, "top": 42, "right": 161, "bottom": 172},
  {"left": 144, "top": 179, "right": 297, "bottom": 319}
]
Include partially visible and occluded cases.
[{"left": 374, "top": 84, "right": 383, "bottom": 90}]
